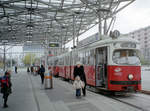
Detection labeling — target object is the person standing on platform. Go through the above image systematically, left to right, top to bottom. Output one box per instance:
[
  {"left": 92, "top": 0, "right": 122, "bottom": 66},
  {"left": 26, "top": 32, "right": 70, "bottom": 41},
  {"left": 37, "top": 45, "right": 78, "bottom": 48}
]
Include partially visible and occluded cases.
[
  {"left": 73, "top": 61, "right": 87, "bottom": 96},
  {"left": 39, "top": 65, "right": 45, "bottom": 84},
  {"left": 15, "top": 66, "right": 17, "bottom": 73},
  {"left": 31, "top": 66, "right": 34, "bottom": 74},
  {"left": 27, "top": 67, "right": 30, "bottom": 73},
  {"left": 0, "top": 70, "right": 12, "bottom": 108},
  {"left": 73, "top": 76, "right": 84, "bottom": 97}
]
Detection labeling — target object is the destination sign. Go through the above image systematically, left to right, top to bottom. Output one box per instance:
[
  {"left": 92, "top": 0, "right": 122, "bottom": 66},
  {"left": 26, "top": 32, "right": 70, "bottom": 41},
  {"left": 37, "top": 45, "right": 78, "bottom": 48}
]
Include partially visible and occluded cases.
[{"left": 49, "top": 43, "right": 59, "bottom": 47}]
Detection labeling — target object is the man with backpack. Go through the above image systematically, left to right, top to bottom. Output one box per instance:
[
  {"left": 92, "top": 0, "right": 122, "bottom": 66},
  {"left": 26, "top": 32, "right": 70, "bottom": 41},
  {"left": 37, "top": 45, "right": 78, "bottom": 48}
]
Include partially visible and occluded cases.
[{"left": 0, "top": 70, "right": 12, "bottom": 108}]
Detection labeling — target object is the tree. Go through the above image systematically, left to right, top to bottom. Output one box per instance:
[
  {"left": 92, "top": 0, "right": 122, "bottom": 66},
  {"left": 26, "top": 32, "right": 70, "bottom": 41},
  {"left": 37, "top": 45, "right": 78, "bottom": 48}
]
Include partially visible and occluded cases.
[{"left": 22, "top": 53, "right": 36, "bottom": 66}]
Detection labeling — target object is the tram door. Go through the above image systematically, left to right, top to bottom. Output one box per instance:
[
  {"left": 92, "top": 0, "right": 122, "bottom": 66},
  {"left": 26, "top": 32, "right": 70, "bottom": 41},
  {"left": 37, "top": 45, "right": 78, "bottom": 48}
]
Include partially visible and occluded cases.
[{"left": 95, "top": 47, "right": 107, "bottom": 87}]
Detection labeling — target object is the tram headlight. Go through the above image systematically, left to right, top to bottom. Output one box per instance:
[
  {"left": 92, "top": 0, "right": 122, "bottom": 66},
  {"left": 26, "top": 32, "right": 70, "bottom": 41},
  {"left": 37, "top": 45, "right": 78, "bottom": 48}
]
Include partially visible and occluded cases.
[{"left": 128, "top": 74, "right": 134, "bottom": 80}]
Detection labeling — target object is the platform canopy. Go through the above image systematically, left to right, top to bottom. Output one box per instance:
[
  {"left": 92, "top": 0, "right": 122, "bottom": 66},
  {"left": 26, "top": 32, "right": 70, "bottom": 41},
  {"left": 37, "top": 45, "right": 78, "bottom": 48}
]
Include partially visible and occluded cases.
[{"left": 0, "top": 0, "right": 135, "bottom": 46}]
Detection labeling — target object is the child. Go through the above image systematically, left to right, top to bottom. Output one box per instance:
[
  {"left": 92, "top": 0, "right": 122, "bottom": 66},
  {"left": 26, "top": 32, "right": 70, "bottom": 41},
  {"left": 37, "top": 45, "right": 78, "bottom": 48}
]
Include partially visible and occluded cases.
[{"left": 73, "top": 76, "right": 84, "bottom": 97}]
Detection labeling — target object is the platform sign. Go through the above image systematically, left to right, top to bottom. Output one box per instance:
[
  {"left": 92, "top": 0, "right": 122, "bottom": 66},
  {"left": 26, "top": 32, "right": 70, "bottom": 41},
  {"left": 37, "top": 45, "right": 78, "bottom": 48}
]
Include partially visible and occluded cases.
[{"left": 49, "top": 43, "right": 59, "bottom": 48}]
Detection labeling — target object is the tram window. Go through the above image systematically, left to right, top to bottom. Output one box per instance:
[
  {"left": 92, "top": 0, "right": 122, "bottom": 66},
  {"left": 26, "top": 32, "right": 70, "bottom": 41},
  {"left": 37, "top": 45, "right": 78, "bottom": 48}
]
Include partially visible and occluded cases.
[
  {"left": 89, "top": 49, "right": 95, "bottom": 65},
  {"left": 113, "top": 49, "right": 140, "bottom": 65},
  {"left": 85, "top": 51, "right": 89, "bottom": 65},
  {"left": 85, "top": 51, "right": 87, "bottom": 65},
  {"left": 88, "top": 51, "right": 90, "bottom": 65},
  {"left": 98, "top": 51, "right": 104, "bottom": 64},
  {"left": 120, "top": 51, "right": 127, "bottom": 57},
  {"left": 73, "top": 52, "right": 78, "bottom": 65},
  {"left": 80, "top": 52, "right": 85, "bottom": 65},
  {"left": 82, "top": 52, "right": 86, "bottom": 65},
  {"left": 72, "top": 53, "right": 75, "bottom": 65},
  {"left": 75, "top": 53, "right": 78, "bottom": 64},
  {"left": 78, "top": 53, "right": 81, "bottom": 62},
  {"left": 70, "top": 54, "right": 73, "bottom": 66},
  {"left": 65, "top": 56, "right": 67, "bottom": 65},
  {"left": 67, "top": 56, "right": 69, "bottom": 65},
  {"left": 68, "top": 56, "right": 70, "bottom": 65},
  {"left": 59, "top": 57, "right": 64, "bottom": 65},
  {"left": 61, "top": 57, "right": 64, "bottom": 65},
  {"left": 59, "top": 58, "right": 61, "bottom": 65},
  {"left": 54, "top": 59, "right": 58, "bottom": 66}
]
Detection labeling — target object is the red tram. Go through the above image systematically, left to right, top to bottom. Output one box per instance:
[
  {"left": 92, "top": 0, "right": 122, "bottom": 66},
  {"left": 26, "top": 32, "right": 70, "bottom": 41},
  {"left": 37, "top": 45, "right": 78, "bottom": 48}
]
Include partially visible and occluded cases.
[{"left": 48, "top": 32, "right": 141, "bottom": 92}]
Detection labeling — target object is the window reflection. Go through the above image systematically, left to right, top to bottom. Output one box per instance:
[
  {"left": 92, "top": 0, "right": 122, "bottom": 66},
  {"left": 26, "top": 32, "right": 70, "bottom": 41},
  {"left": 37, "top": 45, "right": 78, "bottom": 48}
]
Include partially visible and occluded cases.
[{"left": 113, "top": 49, "right": 140, "bottom": 65}]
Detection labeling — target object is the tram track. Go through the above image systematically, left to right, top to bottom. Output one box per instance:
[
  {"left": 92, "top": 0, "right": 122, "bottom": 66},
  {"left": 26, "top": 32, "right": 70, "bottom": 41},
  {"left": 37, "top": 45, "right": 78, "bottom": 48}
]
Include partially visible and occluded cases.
[
  {"left": 86, "top": 86, "right": 149, "bottom": 111},
  {"left": 94, "top": 91, "right": 148, "bottom": 111},
  {"left": 109, "top": 96, "right": 146, "bottom": 111}
]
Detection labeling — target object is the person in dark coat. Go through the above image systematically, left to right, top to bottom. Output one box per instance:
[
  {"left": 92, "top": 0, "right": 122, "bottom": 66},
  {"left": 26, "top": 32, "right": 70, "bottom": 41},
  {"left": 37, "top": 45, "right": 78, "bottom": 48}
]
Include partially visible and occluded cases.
[
  {"left": 73, "top": 61, "right": 86, "bottom": 96},
  {"left": 39, "top": 65, "right": 45, "bottom": 84},
  {"left": 15, "top": 66, "right": 17, "bottom": 73},
  {"left": 31, "top": 66, "right": 34, "bottom": 74},
  {"left": 27, "top": 67, "right": 30, "bottom": 73},
  {"left": 0, "top": 70, "right": 12, "bottom": 108}
]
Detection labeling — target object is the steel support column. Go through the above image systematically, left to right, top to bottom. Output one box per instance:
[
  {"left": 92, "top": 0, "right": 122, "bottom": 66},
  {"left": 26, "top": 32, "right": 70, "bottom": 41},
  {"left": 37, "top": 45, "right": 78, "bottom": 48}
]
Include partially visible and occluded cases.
[
  {"left": 98, "top": 0, "right": 102, "bottom": 40},
  {"left": 73, "top": 14, "right": 76, "bottom": 48},
  {"left": 3, "top": 44, "right": 6, "bottom": 71}
]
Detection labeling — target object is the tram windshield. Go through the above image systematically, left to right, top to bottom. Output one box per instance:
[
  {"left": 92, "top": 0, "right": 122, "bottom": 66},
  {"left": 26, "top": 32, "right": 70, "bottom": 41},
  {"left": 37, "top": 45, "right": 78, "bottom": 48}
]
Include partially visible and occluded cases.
[{"left": 113, "top": 49, "right": 140, "bottom": 65}]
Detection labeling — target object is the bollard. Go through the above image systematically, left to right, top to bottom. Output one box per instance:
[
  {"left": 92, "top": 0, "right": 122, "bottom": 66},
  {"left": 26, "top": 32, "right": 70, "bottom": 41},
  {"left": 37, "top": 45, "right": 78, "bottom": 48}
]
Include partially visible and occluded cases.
[{"left": 44, "top": 71, "right": 53, "bottom": 89}]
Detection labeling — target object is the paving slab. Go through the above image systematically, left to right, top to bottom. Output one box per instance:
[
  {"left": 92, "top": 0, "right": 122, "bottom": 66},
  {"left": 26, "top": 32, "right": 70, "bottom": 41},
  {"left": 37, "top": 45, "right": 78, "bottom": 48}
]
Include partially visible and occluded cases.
[
  {"left": 0, "top": 70, "right": 145, "bottom": 111},
  {"left": 0, "top": 72, "right": 37, "bottom": 111}
]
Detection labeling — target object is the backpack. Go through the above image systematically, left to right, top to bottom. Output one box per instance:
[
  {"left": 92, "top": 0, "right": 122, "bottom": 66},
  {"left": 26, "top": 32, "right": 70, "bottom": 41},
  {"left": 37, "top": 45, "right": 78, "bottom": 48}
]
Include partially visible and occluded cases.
[{"left": 0, "top": 76, "right": 9, "bottom": 93}]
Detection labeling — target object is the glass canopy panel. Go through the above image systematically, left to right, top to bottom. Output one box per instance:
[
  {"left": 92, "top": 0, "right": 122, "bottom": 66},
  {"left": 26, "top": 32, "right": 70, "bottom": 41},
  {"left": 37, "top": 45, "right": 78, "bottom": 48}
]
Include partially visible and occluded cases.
[{"left": 0, "top": 0, "right": 135, "bottom": 45}]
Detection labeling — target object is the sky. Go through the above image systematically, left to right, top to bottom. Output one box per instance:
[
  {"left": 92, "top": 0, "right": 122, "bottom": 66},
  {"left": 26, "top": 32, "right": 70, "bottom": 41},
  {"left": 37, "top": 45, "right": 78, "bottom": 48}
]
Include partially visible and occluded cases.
[
  {"left": 8, "top": 0, "right": 150, "bottom": 52},
  {"left": 114, "top": 0, "right": 150, "bottom": 34}
]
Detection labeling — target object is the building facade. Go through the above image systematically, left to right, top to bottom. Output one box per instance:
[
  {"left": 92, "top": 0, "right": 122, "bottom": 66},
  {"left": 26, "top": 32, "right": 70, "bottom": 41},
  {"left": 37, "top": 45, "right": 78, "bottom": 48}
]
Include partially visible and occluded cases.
[{"left": 126, "top": 26, "right": 150, "bottom": 63}]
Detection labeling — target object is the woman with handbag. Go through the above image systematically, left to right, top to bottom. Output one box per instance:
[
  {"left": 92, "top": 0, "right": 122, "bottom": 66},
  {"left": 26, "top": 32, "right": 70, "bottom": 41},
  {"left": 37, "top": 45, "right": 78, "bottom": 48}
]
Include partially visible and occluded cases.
[{"left": 73, "top": 61, "right": 87, "bottom": 96}]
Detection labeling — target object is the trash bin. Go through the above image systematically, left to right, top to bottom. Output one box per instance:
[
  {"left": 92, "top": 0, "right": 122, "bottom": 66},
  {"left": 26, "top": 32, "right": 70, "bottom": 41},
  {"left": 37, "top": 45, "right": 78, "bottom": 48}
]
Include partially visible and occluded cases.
[{"left": 44, "top": 71, "right": 53, "bottom": 89}]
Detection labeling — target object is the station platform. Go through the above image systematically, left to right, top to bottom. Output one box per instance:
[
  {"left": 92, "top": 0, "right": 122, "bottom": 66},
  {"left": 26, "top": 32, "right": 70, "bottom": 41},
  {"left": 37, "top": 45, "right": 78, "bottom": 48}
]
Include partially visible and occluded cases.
[{"left": 0, "top": 70, "right": 146, "bottom": 111}]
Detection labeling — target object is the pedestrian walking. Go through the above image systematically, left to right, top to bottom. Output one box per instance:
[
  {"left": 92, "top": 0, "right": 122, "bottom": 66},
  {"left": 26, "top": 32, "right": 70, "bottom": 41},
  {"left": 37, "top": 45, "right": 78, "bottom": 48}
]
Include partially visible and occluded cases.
[
  {"left": 73, "top": 61, "right": 87, "bottom": 96},
  {"left": 39, "top": 65, "right": 45, "bottom": 84},
  {"left": 15, "top": 66, "right": 17, "bottom": 73},
  {"left": 31, "top": 66, "right": 33, "bottom": 74},
  {"left": 37, "top": 66, "right": 40, "bottom": 75},
  {"left": 27, "top": 67, "right": 30, "bottom": 73},
  {"left": 0, "top": 70, "right": 12, "bottom": 108},
  {"left": 73, "top": 76, "right": 85, "bottom": 97}
]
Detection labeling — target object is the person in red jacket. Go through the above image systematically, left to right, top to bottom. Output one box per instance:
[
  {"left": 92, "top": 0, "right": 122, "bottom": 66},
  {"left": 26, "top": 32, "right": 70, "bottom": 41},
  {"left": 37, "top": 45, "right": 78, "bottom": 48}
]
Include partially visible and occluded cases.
[{"left": 0, "top": 70, "right": 12, "bottom": 108}]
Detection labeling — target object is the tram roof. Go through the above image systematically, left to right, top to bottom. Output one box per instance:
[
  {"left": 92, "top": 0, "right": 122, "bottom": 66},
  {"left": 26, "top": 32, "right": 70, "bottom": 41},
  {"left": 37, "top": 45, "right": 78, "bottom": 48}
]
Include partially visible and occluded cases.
[
  {"left": 0, "top": 0, "right": 135, "bottom": 46},
  {"left": 56, "top": 36, "right": 140, "bottom": 57}
]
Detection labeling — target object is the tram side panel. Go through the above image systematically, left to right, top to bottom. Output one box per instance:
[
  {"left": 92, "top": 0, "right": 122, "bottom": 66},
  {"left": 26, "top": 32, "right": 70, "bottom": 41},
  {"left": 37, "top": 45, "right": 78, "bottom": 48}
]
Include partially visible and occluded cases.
[
  {"left": 77, "top": 49, "right": 97, "bottom": 86},
  {"left": 70, "top": 51, "right": 76, "bottom": 80},
  {"left": 65, "top": 54, "right": 71, "bottom": 79},
  {"left": 84, "top": 65, "right": 96, "bottom": 86},
  {"left": 55, "top": 66, "right": 59, "bottom": 76},
  {"left": 59, "top": 66, "right": 65, "bottom": 78},
  {"left": 66, "top": 66, "right": 71, "bottom": 79},
  {"left": 70, "top": 66, "right": 74, "bottom": 80},
  {"left": 107, "top": 66, "right": 141, "bottom": 91}
]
